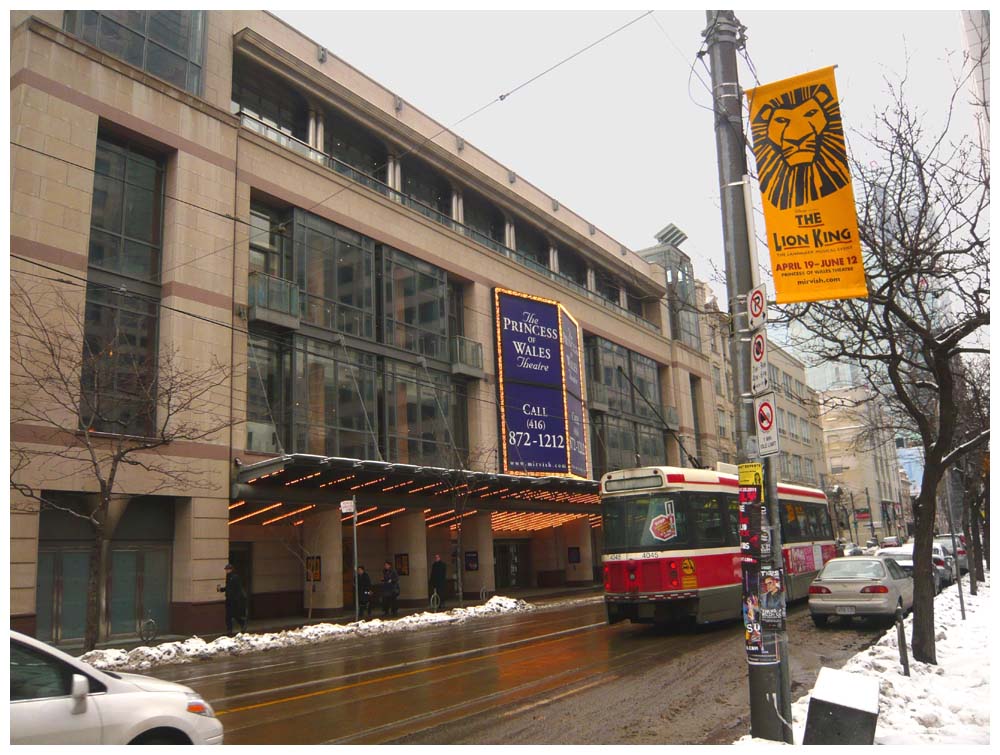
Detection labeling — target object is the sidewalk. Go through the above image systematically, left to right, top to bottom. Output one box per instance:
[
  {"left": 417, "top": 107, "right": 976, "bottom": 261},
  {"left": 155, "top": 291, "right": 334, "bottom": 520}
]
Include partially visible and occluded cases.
[{"left": 65, "top": 583, "right": 603, "bottom": 656}]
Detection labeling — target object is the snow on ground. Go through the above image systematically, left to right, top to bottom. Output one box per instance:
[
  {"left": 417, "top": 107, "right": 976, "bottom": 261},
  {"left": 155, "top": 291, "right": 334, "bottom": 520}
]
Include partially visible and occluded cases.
[
  {"left": 737, "top": 573, "right": 991, "bottom": 746},
  {"left": 80, "top": 595, "right": 535, "bottom": 672}
]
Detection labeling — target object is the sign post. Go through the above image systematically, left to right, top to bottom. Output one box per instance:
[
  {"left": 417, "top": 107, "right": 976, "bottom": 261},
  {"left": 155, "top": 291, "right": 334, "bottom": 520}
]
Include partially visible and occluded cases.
[{"left": 341, "top": 498, "right": 358, "bottom": 621}]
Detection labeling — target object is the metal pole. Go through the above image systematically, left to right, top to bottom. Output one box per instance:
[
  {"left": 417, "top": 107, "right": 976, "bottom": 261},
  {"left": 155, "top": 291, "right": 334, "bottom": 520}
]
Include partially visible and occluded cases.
[
  {"left": 704, "top": 10, "right": 791, "bottom": 744},
  {"left": 944, "top": 470, "right": 966, "bottom": 619},
  {"left": 865, "top": 487, "right": 877, "bottom": 540},
  {"left": 849, "top": 490, "right": 860, "bottom": 543},
  {"left": 353, "top": 495, "right": 359, "bottom": 622}
]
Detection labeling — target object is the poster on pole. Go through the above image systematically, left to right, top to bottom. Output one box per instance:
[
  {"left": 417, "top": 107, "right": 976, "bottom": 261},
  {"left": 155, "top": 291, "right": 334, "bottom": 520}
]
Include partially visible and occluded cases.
[{"left": 745, "top": 66, "right": 868, "bottom": 304}]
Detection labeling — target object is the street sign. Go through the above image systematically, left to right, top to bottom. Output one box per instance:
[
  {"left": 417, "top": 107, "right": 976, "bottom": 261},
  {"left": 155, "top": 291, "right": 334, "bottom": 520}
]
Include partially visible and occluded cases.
[
  {"left": 747, "top": 284, "right": 768, "bottom": 330},
  {"left": 751, "top": 331, "right": 770, "bottom": 395},
  {"left": 754, "top": 392, "right": 780, "bottom": 457},
  {"left": 340, "top": 499, "right": 355, "bottom": 514}
]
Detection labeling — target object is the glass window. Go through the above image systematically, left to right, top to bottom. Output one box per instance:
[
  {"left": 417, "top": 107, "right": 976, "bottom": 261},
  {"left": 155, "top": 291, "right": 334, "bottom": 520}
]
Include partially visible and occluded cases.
[
  {"left": 64, "top": 11, "right": 205, "bottom": 95},
  {"left": 90, "top": 138, "right": 163, "bottom": 283},
  {"left": 401, "top": 155, "right": 451, "bottom": 217},
  {"left": 514, "top": 220, "right": 549, "bottom": 269},
  {"left": 557, "top": 246, "right": 588, "bottom": 287},
  {"left": 382, "top": 248, "right": 448, "bottom": 360},
  {"left": 383, "top": 359, "right": 464, "bottom": 467},
  {"left": 712, "top": 365, "right": 722, "bottom": 394},
  {"left": 777, "top": 407, "right": 786, "bottom": 435},
  {"left": 10, "top": 641, "right": 74, "bottom": 700}
]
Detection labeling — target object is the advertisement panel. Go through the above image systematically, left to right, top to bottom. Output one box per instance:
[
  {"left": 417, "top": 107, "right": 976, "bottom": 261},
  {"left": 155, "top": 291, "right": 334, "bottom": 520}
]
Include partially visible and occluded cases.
[
  {"left": 746, "top": 66, "right": 868, "bottom": 304},
  {"left": 494, "top": 289, "right": 588, "bottom": 477}
]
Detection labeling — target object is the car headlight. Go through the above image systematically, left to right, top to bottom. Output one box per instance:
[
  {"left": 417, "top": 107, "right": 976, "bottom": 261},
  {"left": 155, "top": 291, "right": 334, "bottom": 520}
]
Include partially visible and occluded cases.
[{"left": 185, "top": 693, "right": 216, "bottom": 718}]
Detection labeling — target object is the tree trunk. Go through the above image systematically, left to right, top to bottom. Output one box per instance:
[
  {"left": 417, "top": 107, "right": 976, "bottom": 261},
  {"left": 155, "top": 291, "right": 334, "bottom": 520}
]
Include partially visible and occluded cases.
[
  {"left": 910, "top": 468, "right": 942, "bottom": 665},
  {"left": 961, "top": 483, "right": 976, "bottom": 595},
  {"left": 972, "top": 491, "right": 986, "bottom": 581},
  {"left": 84, "top": 527, "right": 105, "bottom": 652}
]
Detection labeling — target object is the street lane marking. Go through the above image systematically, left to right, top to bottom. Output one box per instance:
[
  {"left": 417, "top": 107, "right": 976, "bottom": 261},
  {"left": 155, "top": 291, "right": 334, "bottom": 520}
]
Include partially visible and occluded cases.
[
  {"left": 215, "top": 621, "right": 607, "bottom": 716},
  {"left": 172, "top": 661, "right": 296, "bottom": 682},
  {"left": 502, "top": 678, "right": 607, "bottom": 717}
]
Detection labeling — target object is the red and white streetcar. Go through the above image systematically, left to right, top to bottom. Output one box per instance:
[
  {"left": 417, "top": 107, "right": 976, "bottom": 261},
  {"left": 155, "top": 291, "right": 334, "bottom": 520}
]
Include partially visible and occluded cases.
[{"left": 601, "top": 465, "right": 835, "bottom": 626}]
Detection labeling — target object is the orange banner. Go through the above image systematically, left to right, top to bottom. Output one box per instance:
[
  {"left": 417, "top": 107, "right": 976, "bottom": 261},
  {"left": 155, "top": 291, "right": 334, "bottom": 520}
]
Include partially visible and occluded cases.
[{"left": 746, "top": 66, "right": 868, "bottom": 303}]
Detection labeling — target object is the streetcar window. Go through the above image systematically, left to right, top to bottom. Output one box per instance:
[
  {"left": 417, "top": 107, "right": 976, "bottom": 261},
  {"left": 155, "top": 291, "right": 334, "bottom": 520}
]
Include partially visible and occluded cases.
[
  {"left": 602, "top": 493, "right": 692, "bottom": 552},
  {"left": 690, "top": 494, "right": 725, "bottom": 547},
  {"left": 725, "top": 498, "right": 741, "bottom": 546},
  {"left": 779, "top": 500, "right": 832, "bottom": 543}
]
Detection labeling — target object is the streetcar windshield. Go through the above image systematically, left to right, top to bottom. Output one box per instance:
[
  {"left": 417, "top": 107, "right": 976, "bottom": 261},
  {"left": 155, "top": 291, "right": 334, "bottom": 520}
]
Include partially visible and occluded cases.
[{"left": 603, "top": 491, "right": 736, "bottom": 553}]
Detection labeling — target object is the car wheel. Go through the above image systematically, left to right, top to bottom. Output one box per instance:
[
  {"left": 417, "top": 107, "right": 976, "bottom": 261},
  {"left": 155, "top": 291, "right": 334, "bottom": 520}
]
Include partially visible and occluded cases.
[{"left": 811, "top": 614, "right": 829, "bottom": 629}]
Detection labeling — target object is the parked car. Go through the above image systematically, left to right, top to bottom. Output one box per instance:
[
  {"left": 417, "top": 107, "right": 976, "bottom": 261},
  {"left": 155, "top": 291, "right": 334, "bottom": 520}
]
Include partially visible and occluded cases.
[
  {"left": 881, "top": 536, "right": 901, "bottom": 547},
  {"left": 934, "top": 538, "right": 967, "bottom": 576},
  {"left": 841, "top": 542, "right": 863, "bottom": 557},
  {"left": 876, "top": 544, "right": 952, "bottom": 592},
  {"left": 808, "top": 556, "right": 914, "bottom": 628},
  {"left": 10, "top": 631, "right": 223, "bottom": 745}
]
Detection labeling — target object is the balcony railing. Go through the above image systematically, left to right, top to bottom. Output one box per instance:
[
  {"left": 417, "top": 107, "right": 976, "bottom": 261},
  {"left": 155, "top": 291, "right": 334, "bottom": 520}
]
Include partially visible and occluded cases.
[
  {"left": 238, "top": 111, "right": 660, "bottom": 334},
  {"left": 248, "top": 271, "right": 300, "bottom": 329},
  {"left": 450, "top": 335, "right": 484, "bottom": 379}
]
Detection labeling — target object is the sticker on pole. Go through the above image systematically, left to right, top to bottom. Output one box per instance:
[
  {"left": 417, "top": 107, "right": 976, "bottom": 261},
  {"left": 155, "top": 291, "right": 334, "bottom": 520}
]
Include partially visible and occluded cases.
[
  {"left": 747, "top": 284, "right": 768, "bottom": 330},
  {"left": 750, "top": 331, "right": 770, "bottom": 395},
  {"left": 754, "top": 392, "right": 779, "bottom": 457}
]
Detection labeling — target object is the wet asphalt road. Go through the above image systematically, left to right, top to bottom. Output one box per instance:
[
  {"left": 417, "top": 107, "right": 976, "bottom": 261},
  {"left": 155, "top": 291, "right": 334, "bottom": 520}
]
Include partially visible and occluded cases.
[{"left": 152, "top": 598, "right": 882, "bottom": 744}]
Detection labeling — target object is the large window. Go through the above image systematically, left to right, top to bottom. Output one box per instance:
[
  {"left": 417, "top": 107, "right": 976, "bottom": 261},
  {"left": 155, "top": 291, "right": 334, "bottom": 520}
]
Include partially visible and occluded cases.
[
  {"left": 64, "top": 11, "right": 205, "bottom": 94},
  {"left": 81, "top": 134, "right": 164, "bottom": 437},
  {"left": 89, "top": 138, "right": 164, "bottom": 283},
  {"left": 401, "top": 155, "right": 451, "bottom": 218},
  {"left": 249, "top": 203, "right": 292, "bottom": 279},
  {"left": 295, "top": 211, "right": 375, "bottom": 338},
  {"left": 382, "top": 248, "right": 448, "bottom": 360},
  {"left": 246, "top": 333, "right": 292, "bottom": 453},
  {"left": 292, "top": 338, "right": 378, "bottom": 460},
  {"left": 383, "top": 360, "right": 465, "bottom": 467},
  {"left": 603, "top": 491, "right": 736, "bottom": 553}
]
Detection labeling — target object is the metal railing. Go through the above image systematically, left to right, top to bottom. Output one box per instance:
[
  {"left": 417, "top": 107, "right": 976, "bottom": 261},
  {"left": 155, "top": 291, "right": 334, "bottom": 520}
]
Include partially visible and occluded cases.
[
  {"left": 239, "top": 111, "right": 660, "bottom": 334},
  {"left": 249, "top": 271, "right": 299, "bottom": 318},
  {"left": 450, "top": 335, "right": 483, "bottom": 372}
]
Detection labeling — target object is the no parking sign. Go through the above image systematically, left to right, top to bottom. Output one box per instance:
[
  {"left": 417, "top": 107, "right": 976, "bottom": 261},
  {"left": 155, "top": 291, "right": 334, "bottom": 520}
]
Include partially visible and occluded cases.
[{"left": 754, "top": 392, "right": 779, "bottom": 457}]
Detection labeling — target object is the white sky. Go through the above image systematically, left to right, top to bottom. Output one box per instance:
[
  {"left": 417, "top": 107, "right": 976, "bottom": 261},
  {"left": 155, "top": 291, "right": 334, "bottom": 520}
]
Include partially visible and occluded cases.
[{"left": 271, "top": 8, "right": 975, "bottom": 298}]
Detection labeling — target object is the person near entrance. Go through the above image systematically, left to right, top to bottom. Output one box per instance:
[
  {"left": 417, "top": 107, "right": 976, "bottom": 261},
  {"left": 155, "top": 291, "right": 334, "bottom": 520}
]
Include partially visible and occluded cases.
[
  {"left": 429, "top": 554, "right": 447, "bottom": 610},
  {"left": 381, "top": 560, "right": 400, "bottom": 618},
  {"left": 220, "top": 563, "right": 248, "bottom": 635},
  {"left": 356, "top": 565, "right": 373, "bottom": 619}
]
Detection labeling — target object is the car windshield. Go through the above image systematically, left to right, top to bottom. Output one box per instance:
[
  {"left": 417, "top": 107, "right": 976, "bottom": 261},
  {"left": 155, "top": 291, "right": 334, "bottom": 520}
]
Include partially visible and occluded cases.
[{"left": 820, "top": 559, "right": 886, "bottom": 579}]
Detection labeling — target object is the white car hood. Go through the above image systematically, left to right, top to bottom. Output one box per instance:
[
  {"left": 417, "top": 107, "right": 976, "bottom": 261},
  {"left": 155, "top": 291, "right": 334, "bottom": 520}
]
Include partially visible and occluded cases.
[{"left": 114, "top": 671, "right": 194, "bottom": 695}]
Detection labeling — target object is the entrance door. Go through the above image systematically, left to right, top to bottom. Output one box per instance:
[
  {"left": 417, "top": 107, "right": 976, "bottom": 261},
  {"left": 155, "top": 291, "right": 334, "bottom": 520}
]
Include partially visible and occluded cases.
[
  {"left": 494, "top": 540, "right": 532, "bottom": 589},
  {"left": 35, "top": 550, "right": 91, "bottom": 643}
]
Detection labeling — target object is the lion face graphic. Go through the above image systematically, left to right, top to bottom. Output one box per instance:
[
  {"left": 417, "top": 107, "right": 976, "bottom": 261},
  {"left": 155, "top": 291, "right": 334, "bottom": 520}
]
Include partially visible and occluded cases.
[{"left": 751, "top": 84, "right": 851, "bottom": 210}]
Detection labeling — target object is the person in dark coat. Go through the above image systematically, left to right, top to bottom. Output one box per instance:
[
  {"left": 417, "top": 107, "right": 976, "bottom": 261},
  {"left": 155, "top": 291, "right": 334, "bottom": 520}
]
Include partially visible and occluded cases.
[
  {"left": 428, "top": 553, "right": 447, "bottom": 610},
  {"left": 381, "top": 560, "right": 400, "bottom": 618},
  {"left": 221, "top": 563, "right": 248, "bottom": 635},
  {"left": 356, "top": 565, "right": 373, "bottom": 619}
]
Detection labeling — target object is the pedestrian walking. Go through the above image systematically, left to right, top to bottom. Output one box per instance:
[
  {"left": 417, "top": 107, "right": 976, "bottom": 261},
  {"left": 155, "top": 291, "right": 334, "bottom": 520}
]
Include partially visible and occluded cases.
[
  {"left": 429, "top": 553, "right": 447, "bottom": 610},
  {"left": 381, "top": 560, "right": 400, "bottom": 617},
  {"left": 220, "top": 563, "right": 248, "bottom": 635},
  {"left": 356, "top": 565, "right": 373, "bottom": 619}
]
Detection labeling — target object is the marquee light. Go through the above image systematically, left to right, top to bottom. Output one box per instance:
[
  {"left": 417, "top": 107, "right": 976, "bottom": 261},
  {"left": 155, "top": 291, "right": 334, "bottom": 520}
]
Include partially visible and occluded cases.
[
  {"left": 229, "top": 502, "right": 282, "bottom": 525},
  {"left": 263, "top": 504, "right": 316, "bottom": 526}
]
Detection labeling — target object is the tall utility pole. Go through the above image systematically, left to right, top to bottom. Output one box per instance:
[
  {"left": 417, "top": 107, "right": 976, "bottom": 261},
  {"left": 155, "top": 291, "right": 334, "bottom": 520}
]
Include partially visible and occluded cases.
[{"left": 704, "top": 10, "right": 792, "bottom": 743}]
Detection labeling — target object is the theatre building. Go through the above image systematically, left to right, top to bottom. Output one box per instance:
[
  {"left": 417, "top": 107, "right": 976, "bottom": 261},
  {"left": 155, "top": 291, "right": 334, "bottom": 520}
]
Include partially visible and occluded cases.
[{"left": 10, "top": 10, "right": 719, "bottom": 643}]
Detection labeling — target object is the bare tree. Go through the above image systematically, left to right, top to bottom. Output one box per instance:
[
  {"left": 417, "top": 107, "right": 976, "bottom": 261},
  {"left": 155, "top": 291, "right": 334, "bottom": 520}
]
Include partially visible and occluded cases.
[
  {"left": 780, "top": 64, "right": 989, "bottom": 663},
  {"left": 10, "top": 277, "right": 236, "bottom": 651},
  {"left": 951, "top": 356, "right": 989, "bottom": 592}
]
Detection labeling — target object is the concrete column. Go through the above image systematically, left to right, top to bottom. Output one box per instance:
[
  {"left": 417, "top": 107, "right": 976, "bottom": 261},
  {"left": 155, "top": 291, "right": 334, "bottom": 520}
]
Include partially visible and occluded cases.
[
  {"left": 308, "top": 108, "right": 317, "bottom": 150},
  {"left": 316, "top": 111, "right": 325, "bottom": 153},
  {"left": 386, "top": 155, "right": 399, "bottom": 191},
  {"left": 451, "top": 189, "right": 464, "bottom": 225},
  {"left": 505, "top": 219, "right": 516, "bottom": 252},
  {"left": 549, "top": 245, "right": 559, "bottom": 273},
  {"left": 587, "top": 266, "right": 597, "bottom": 292},
  {"left": 619, "top": 287, "right": 628, "bottom": 310},
  {"left": 9, "top": 489, "right": 40, "bottom": 635},
  {"left": 172, "top": 496, "right": 228, "bottom": 635},
  {"left": 302, "top": 507, "right": 344, "bottom": 616},
  {"left": 388, "top": 510, "right": 428, "bottom": 602},
  {"left": 459, "top": 512, "right": 495, "bottom": 599},
  {"left": 562, "top": 517, "right": 594, "bottom": 585}
]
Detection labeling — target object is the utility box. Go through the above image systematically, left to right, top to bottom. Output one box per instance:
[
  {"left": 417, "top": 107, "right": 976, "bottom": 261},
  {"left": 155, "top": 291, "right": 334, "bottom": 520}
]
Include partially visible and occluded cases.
[{"left": 803, "top": 667, "right": 880, "bottom": 745}]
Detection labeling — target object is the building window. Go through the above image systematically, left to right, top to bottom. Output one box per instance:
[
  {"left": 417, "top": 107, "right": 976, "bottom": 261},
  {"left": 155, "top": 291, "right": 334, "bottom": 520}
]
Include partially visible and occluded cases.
[
  {"left": 64, "top": 11, "right": 205, "bottom": 94},
  {"left": 81, "top": 133, "right": 165, "bottom": 437},
  {"left": 249, "top": 203, "right": 292, "bottom": 279},
  {"left": 382, "top": 248, "right": 449, "bottom": 360},
  {"left": 246, "top": 333, "right": 292, "bottom": 453},
  {"left": 712, "top": 365, "right": 723, "bottom": 395},
  {"left": 782, "top": 372, "right": 793, "bottom": 396},
  {"left": 777, "top": 407, "right": 786, "bottom": 436},
  {"left": 717, "top": 408, "right": 726, "bottom": 439}
]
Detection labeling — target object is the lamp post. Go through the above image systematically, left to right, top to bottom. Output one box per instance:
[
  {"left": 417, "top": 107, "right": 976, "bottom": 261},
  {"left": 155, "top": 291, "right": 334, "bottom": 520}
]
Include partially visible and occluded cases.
[{"left": 341, "top": 497, "right": 358, "bottom": 621}]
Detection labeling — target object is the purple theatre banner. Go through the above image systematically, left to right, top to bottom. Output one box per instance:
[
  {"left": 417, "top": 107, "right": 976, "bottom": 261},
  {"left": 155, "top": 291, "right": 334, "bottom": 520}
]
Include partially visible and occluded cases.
[{"left": 494, "top": 289, "right": 589, "bottom": 477}]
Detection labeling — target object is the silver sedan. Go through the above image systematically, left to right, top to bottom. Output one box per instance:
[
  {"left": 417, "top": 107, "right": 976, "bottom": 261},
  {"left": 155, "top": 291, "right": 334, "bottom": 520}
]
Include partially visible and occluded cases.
[{"left": 808, "top": 556, "right": 914, "bottom": 628}]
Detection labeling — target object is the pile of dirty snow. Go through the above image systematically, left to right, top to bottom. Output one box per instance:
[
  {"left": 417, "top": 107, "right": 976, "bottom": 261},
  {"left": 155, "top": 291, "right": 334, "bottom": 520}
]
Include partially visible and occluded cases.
[{"left": 81, "top": 595, "right": 534, "bottom": 672}]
